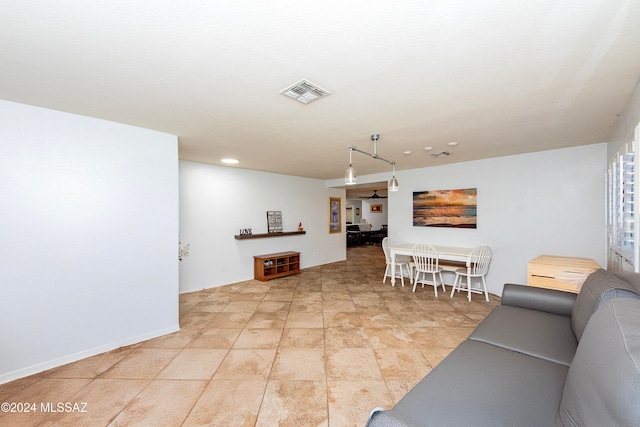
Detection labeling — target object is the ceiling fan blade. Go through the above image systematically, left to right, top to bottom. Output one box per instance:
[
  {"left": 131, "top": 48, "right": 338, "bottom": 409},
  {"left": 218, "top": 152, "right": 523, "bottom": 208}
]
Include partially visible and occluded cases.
[{"left": 359, "top": 189, "right": 387, "bottom": 199}]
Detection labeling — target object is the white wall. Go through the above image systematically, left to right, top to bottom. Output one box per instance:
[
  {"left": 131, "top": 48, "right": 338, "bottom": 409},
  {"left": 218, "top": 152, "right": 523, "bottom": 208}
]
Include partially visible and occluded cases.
[
  {"left": 0, "top": 100, "right": 179, "bottom": 384},
  {"left": 328, "top": 143, "right": 607, "bottom": 296},
  {"left": 393, "top": 144, "right": 607, "bottom": 295},
  {"left": 179, "top": 160, "right": 346, "bottom": 293},
  {"left": 344, "top": 198, "right": 389, "bottom": 230},
  {"left": 362, "top": 199, "right": 389, "bottom": 230}
]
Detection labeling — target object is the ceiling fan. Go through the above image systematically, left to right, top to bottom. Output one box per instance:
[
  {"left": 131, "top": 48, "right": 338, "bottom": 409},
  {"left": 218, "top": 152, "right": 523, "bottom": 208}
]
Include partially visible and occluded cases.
[{"left": 360, "top": 190, "right": 387, "bottom": 199}]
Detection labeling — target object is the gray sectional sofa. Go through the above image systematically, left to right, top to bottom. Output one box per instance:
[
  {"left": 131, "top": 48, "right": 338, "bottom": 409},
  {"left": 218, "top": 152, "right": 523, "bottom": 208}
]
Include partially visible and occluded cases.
[{"left": 366, "top": 269, "right": 640, "bottom": 426}]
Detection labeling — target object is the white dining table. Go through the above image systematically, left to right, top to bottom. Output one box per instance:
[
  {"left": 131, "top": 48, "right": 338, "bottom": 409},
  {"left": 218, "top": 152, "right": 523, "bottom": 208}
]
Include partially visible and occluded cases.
[{"left": 389, "top": 243, "right": 474, "bottom": 287}]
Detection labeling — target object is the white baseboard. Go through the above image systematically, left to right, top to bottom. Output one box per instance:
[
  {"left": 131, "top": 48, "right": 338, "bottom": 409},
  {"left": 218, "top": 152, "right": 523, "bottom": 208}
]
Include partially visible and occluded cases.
[{"left": 0, "top": 325, "right": 179, "bottom": 385}]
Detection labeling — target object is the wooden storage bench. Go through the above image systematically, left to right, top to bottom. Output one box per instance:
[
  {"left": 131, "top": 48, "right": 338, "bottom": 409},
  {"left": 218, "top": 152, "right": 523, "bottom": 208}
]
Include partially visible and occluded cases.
[
  {"left": 253, "top": 251, "right": 301, "bottom": 281},
  {"left": 527, "top": 255, "right": 601, "bottom": 293}
]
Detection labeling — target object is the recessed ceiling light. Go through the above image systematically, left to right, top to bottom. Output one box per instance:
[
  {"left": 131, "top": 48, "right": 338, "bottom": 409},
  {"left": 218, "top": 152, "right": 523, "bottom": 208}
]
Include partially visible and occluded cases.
[
  {"left": 447, "top": 141, "right": 459, "bottom": 147},
  {"left": 424, "top": 146, "right": 434, "bottom": 151},
  {"left": 403, "top": 150, "right": 412, "bottom": 155},
  {"left": 221, "top": 158, "right": 239, "bottom": 164}
]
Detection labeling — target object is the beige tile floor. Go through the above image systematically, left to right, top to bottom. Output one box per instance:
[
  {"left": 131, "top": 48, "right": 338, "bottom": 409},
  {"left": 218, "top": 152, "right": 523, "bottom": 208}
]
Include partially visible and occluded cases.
[{"left": 0, "top": 245, "right": 500, "bottom": 426}]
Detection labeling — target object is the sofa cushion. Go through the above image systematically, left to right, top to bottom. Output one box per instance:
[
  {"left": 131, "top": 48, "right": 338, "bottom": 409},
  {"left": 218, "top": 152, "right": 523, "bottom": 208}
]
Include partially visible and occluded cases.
[
  {"left": 571, "top": 269, "right": 639, "bottom": 341},
  {"left": 557, "top": 298, "right": 640, "bottom": 427},
  {"left": 469, "top": 305, "right": 577, "bottom": 366},
  {"left": 370, "top": 340, "right": 568, "bottom": 427}
]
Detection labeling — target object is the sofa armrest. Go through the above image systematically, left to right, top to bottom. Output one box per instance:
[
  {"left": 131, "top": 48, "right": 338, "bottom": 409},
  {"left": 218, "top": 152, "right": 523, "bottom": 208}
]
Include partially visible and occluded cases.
[
  {"left": 501, "top": 284, "right": 577, "bottom": 317},
  {"left": 366, "top": 408, "right": 421, "bottom": 427}
]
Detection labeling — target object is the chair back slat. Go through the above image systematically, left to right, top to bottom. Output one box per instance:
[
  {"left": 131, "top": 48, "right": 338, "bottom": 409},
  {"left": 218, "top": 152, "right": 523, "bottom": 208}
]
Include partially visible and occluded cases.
[
  {"left": 382, "top": 237, "right": 393, "bottom": 263},
  {"left": 412, "top": 244, "right": 439, "bottom": 272},
  {"left": 469, "top": 246, "right": 492, "bottom": 275}
]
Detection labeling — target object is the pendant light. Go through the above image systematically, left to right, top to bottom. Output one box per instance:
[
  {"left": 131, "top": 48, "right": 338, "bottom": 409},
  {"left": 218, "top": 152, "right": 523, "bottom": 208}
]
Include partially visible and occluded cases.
[
  {"left": 345, "top": 148, "right": 357, "bottom": 185},
  {"left": 388, "top": 163, "right": 399, "bottom": 192}
]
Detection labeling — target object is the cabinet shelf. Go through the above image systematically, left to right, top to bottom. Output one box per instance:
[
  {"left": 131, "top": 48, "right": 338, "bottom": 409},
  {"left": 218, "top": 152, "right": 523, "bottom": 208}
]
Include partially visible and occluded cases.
[
  {"left": 235, "top": 231, "right": 305, "bottom": 240},
  {"left": 254, "top": 251, "right": 301, "bottom": 281}
]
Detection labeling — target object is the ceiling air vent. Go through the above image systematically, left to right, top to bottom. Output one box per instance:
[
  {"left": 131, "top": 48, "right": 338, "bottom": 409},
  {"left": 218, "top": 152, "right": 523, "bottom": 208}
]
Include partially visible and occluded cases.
[
  {"left": 280, "top": 79, "right": 330, "bottom": 104},
  {"left": 430, "top": 151, "right": 450, "bottom": 158}
]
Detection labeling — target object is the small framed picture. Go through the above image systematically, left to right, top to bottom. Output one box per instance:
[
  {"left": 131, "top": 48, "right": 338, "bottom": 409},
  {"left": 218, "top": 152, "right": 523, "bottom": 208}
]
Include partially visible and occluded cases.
[
  {"left": 329, "top": 197, "right": 342, "bottom": 233},
  {"left": 370, "top": 204, "right": 382, "bottom": 213},
  {"left": 267, "top": 211, "right": 283, "bottom": 233}
]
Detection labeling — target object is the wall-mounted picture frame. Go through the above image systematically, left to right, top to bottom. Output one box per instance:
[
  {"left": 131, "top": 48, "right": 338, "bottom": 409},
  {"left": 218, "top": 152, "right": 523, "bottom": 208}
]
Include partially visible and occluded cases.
[
  {"left": 413, "top": 188, "right": 477, "bottom": 228},
  {"left": 329, "top": 197, "right": 342, "bottom": 233},
  {"left": 370, "top": 204, "right": 382, "bottom": 213},
  {"left": 356, "top": 207, "right": 360, "bottom": 215}
]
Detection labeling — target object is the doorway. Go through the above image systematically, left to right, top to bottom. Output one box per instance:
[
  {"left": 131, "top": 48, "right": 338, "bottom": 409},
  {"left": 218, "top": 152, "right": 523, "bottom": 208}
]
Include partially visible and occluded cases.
[{"left": 346, "top": 204, "right": 354, "bottom": 223}]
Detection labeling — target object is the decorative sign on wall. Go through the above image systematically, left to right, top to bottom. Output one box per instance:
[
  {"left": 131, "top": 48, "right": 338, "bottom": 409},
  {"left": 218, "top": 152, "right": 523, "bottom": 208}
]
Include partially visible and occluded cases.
[
  {"left": 413, "top": 188, "right": 477, "bottom": 228},
  {"left": 267, "top": 211, "right": 283, "bottom": 233}
]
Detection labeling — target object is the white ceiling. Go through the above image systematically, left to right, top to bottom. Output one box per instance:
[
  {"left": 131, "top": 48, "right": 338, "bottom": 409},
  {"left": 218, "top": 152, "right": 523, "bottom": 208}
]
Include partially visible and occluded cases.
[{"left": 2, "top": 1, "right": 640, "bottom": 183}]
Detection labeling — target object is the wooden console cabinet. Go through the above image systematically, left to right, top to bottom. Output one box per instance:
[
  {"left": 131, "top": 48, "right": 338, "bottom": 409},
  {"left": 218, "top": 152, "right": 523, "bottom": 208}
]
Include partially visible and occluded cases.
[
  {"left": 254, "top": 251, "right": 301, "bottom": 281},
  {"left": 528, "top": 255, "right": 601, "bottom": 293}
]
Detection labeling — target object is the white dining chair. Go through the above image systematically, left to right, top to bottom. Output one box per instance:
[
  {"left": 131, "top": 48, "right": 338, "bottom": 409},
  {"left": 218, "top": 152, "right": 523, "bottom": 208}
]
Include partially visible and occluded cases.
[
  {"left": 382, "top": 237, "right": 413, "bottom": 287},
  {"left": 411, "top": 244, "right": 445, "bottom": 296},
  {"left": 450, "top": 246, "right": 492, "bottom": 301}
]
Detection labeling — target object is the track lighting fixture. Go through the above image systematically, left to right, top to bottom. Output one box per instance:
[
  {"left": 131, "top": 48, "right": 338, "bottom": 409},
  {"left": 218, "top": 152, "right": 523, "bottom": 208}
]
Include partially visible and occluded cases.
[{"left": 345, "top": 134, "right": 399, "bottom": 191}]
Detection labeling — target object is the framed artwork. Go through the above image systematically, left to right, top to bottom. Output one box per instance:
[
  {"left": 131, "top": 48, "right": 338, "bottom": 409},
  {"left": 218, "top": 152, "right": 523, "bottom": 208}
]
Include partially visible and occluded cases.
[
  {"left": 413, "top": 188, "right": 477, "bottom": 228},
  {"left": 329, "top": 197, "right": 342, "bottom": 233},
  {"left": 370, "top": 204, "right": 382, "bottom": 213},
  {"left": 356, "top": 207, "right": 360, "bottom": 215},
  {"left": 267, "top": 211, "right": 283, "bottom": 233}
]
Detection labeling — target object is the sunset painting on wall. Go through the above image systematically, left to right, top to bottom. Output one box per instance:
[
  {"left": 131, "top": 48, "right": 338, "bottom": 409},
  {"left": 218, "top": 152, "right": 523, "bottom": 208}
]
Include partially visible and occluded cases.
[{"left": 413, "top": 188, "right": 477, "bottom": 228}]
